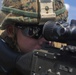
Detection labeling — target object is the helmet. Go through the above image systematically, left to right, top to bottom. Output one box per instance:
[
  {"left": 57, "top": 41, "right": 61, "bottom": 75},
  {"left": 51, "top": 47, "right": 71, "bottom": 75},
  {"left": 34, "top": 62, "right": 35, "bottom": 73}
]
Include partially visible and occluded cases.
[{"left": 0, "top": 0, "right": 68, "bottom": 29}]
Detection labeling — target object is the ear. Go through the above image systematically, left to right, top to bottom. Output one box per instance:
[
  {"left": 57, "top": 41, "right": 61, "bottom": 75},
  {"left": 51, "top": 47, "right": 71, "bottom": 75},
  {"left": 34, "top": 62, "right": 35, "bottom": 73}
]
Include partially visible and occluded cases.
[{"left": 6, "top": 25, "right": 14, "bottom": 38}]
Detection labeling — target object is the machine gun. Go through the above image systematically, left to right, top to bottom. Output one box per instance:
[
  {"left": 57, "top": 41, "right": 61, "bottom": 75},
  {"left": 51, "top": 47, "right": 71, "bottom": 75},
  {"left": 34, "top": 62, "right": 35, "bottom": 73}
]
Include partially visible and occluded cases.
[{"left": 0, "top": 20, "right": 76, "bottom": 75}]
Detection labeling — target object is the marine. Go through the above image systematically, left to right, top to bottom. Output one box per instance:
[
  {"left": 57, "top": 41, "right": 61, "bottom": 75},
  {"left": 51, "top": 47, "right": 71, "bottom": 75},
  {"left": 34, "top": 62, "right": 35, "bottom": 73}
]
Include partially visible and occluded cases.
[{"left": 0, "top": 0, "right": 68, "bottom": 75}]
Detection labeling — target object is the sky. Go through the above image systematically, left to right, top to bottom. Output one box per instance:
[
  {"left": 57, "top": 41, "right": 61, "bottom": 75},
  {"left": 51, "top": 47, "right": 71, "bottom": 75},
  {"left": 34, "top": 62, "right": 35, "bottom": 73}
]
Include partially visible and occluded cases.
[
  {"left": 0, "top": 0, "right": 76, "bottom": 22},
  {"left": 64, "top": 0, "right": 76, "bottom": 22}
]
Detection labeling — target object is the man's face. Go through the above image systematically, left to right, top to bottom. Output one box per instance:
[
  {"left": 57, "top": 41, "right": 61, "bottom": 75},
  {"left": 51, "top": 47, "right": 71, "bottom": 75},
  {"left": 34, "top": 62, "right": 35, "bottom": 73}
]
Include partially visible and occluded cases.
[{"left": 16, "top": 26, "right": 48, "bottom": 53}]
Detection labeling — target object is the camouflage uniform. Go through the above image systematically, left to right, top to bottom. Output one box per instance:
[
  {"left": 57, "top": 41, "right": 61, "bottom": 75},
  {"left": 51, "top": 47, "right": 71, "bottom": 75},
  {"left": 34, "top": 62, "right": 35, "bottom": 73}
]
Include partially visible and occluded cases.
[{"left": 0, "top": 0, "right": 68, "bottom": 75}]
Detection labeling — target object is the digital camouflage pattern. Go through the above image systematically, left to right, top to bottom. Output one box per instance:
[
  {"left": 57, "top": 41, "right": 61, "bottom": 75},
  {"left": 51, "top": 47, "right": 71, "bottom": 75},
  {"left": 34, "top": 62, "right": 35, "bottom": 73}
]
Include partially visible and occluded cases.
[
  {"left": 0, "top": 0, "right": 68, "bottom": 29},
  {"left": 1, "top": 0, "right": 39, "bottom": 27},
  {"left": 3, "top": 0, "right": 38, "bottom": 12},
  {"left": 54, "top": 0, "right": 68, "bottom": 21}
]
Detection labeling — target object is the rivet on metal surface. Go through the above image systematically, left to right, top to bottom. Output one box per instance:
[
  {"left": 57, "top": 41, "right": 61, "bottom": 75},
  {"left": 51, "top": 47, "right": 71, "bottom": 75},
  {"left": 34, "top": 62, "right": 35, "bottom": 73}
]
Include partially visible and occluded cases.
[
  {"left": 36, "top": 52, "right": 39, "bottom": 54},
  {"left": 45, "top": 54, "right": 47, "bottom": 57},
  {"left": 54, "top": 56, "right": 56, "bottom": 59},
  {"left": 39, "top": 66, "right": 42, "bottom": 70},
  {"left": 47, "top": 69, "right": 52, "bottom": 73},
  {"left": 56, "top": 72, "right": 61, "bottom": 75},
  {"left": 33, "top": 73, "right": 36, "bottom": 75}
]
